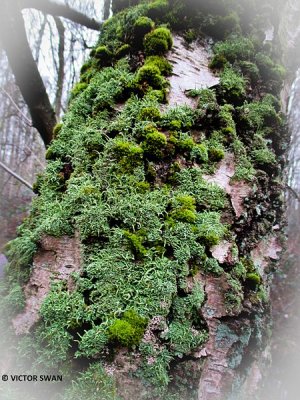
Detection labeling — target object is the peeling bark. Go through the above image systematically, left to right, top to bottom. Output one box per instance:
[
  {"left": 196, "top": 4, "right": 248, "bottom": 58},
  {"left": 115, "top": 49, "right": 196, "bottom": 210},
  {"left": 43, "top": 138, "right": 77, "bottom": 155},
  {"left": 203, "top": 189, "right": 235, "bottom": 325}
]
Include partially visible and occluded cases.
[{"left": 12, "top": 234, "right": 81, "bottom": 335}]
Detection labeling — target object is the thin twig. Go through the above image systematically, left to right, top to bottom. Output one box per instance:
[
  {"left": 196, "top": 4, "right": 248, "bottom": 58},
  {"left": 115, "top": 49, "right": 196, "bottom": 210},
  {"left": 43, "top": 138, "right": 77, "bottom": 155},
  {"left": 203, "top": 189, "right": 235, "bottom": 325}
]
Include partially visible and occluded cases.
[
  {"left": 0, "top": 88, "right": 32, "bottom": 126},
  {"left": 0, "top": 160, "right": 33, "bottom": 191},
  {"left": 286, "top": 184, "right": 300, "bottom": 201}
]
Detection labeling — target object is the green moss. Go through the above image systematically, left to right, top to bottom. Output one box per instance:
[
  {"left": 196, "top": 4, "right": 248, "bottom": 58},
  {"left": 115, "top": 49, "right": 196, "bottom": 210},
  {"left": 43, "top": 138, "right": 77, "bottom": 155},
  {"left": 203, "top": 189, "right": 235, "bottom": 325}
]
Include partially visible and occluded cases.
[
  {"left": 146, "top": 0, "right": 169, "bottom": 20},
  {"left": 134, "top": 16, "right": 154, "bottom": 38},
  {"left": 144, "top": 27, "right": 173, "bottom": 56},
  {"left": 183, "top": 28, "right": 197, "bottom": 44},
  {"left": 115, "top": 43, "right": 130, "bottom": 59},
  {"left": 95, "top": 45, "right": 113, "bottom": 67},
  {"left": 255, "top": 52, "right": 285, "bottom": 85},
  {"left": 144, "top": 55, "right": 173, "bottom": 76},
  {"left": 80, "top": 61, "right": 92, "bottom": 75},
  {"left": 239, "top": 61, "right": 260, "bottom": 83},
  {"left": 135, "top": 64, "right": 164, "bottom": 89},
  {"left": 70, "top": 82, "right": 88, "bottom": 98},
  {"left": 196, "top": 88, "right": 218, "bottom": 113},
  {"left": 238, "top": 96, "right": 280, "bottom": 129},
  {"left": 161, "top": 105, "right": 195, "bottom": 130},
  {"left": 138, "top": 106, "right": 161, "bottom": 122},
  {"left": 53, "top": 122, "right": 63, "bottom": 139},
  {"left": 142, "top": 129, "right": 167, "bottom": 158},
  {"left": 180, "top": 136, "right": 195, "bottom": 153},
  {"left": 112, "top": 139, "right": 143, "bottom": 171},
  {"left": 191, "top": 144, "right": 209, "bottom": 163},
  {"left": 208, "top": 146, "right": 225, "bottom": 162},
  {"left": 175, "top": 168, "right": 227, "bottom": 210},
  {"left": 135, "top": 181, "right": 150, "bottom": 193},
  {"left": 174, "top": 194, "right": 196, "bottom": 210},
  {"left": 171, "top": 209, "right": 197, "bottom": 224},
  {"left": 123, "top": 230, "right": 148, "bottom": 258},
  {"left": 204, "top": 258, "right": 223, "bottom": 275},
  {"left": 246, "top": 273, "right": 261, "bottom": 286},
  {"left": 3, "top": 284, "right": 25, "bottom": 314},
  {"left": 109, "top": 310, "right": 148, "bottom": 347},
  {"left": 164, "top": 320, "right": 207, "bottom": 355}
]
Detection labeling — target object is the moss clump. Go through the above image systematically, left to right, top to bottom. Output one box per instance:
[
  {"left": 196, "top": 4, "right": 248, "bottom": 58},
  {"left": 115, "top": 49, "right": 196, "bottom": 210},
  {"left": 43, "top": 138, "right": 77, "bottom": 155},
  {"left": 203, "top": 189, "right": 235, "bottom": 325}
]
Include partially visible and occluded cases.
[
  {"left": 146, "top": 0, "right": 169, "bottom": 20},
  {"left": 134, "top": 16, "right": 154, "bottom": 38},
  {"left": 144, "top": 27, "right": 173, "bottom": 56},
  {"left": 115, "top": 43, "right": 130, "bottom": 59},
  {"left": 95, "top": 45, "right": 113, "bottom": 66},
  {"left": 255, "top": 52, "right": 286, "bottom": 89},
  {"left": 144, "top": 55, "right": 173, "bottom": 76},
  {"left": 135, "top": 64, "right": 164, "bottom": 89},
  {"left": 70, "top": 82, "right": 88, "bottom": 98},
  {"left": 138, "top": 106, "right": 161, "bottom": 122},
  {"left": 53, "top": 122, "right": 63, "bottom": 139},
  {"left": 142, "top": 129, "right": 167, "bottom": 158},
  {"left": 175, "top": 134, "right": 195, "bottom": 154},
  {"left": 112, "top": 140, "right": 143, "bottom": 171},
  {"left": 191, "top": 144, "right": 209, "bottom": 163},
  {"left": 208, "top": 146, "right": 225, "bottom": 162},
  {"left": 170, "top": 195, "right": 197, "bottom": 224},
  {"left": 123, "top": 230, "right": 148, "bottom": 258},
  {"left": 246, "top": 273, "right": 261, "bottom": 285},
  {"left": 109, "top": 310, "right": 148, "bottom": 347}
]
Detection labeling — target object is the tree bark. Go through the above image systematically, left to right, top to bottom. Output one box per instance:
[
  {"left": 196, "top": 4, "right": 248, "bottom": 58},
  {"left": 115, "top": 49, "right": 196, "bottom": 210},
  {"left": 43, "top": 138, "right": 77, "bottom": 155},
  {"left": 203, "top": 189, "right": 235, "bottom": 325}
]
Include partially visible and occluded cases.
[
  {"left": 19, "top": 0, "right": 102, "bottom": 31},
  {"left": 0, "top": 1, "right": 56, "bottom": 147},
  {"left": 53, "top": 17, "right": 65, "bottom": 119}
]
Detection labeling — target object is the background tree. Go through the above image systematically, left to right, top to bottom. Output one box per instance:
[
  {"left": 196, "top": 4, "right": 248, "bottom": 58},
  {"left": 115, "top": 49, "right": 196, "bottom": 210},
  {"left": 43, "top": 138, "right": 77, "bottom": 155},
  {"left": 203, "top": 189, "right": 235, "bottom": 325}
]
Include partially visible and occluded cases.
[{"left": 0, "top": 0, "right": 108, "bottom": 248}]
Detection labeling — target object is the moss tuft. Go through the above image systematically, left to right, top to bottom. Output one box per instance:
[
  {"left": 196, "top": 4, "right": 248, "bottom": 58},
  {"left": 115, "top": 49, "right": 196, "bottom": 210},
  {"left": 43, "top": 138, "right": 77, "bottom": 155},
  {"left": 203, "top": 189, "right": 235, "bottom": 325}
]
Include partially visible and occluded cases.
[
  {"left": 134, "top": 16, "right": 154, "bottom": 38},
  {"left": 144, "top": 27, "right": 173, "bottom": 56},
  {"left": 115, "top": 43, "right": 131, "bottom": 59},
  {"left": 95, "top": 45, "right": 113, "bottom": 67},
  {"left": 144, "top": 55, "right": 173, "bottom": 76},
  {"left": 135, "top": 64, "right": 164, "bottom": 89},
  {"left": 142, "top": 129, "right": 167, "bottom": 158},
  {"left": 109, "top": 310, "right": 148, "bottom": 347}
]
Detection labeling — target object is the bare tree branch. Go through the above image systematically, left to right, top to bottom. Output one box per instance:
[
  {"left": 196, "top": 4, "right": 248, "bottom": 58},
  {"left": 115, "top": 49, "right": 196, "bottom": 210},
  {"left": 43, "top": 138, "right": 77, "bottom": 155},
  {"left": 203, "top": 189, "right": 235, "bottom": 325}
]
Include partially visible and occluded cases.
[
  {"left": 20, "top": 0, "right": 102, "bottom": 31},
  {"left": 0, "top": 1, "right": 57, "bottom": 146},
  {"left": 34, "top": 14, "right": 48, "bottom": 63},
  {"left": 53, "top": 17, "right": 65, "bottom": 118},
  {"left": 0, "top": 88, "right": 32, "bottom": 127},
  {"left": 0, "top": 160, "right": 33, "bottom": 191},
  {"left": 286, "top": 184, "right": 300, "bottom": 202}
]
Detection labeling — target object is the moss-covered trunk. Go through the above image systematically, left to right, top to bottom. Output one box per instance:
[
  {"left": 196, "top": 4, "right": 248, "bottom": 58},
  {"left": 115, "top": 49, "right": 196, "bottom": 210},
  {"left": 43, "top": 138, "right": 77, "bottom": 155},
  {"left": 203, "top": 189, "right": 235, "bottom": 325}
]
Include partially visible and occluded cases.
[{"left": 0, "top": 1, "right": 290, "bottom": 399}]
